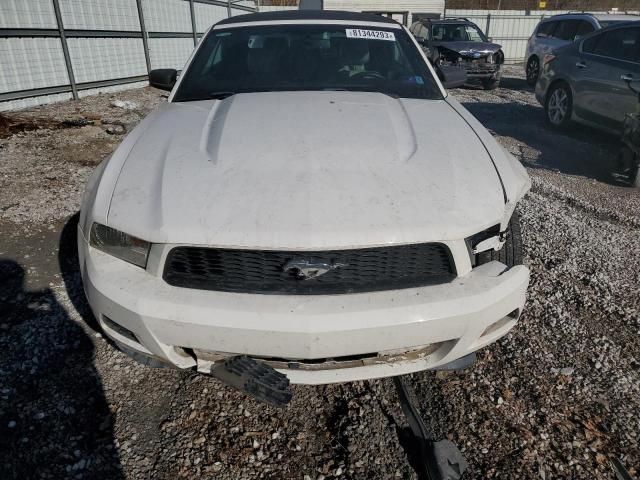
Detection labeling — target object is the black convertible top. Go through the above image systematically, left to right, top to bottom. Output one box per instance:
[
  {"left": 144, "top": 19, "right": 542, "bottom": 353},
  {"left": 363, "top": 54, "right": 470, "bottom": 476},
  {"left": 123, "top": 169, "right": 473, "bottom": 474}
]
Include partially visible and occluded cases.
[{"left": 217, "top": 10, "right": 399, "bottom": 26}]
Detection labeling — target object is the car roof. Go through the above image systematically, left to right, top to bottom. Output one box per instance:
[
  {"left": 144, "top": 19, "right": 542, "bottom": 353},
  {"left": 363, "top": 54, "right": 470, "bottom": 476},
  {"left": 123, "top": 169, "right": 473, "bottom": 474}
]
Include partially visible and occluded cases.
[
  {"left": 217, "top": 9, "right": 398, "bottom": 26},
  {"left": 544, "top": 12, "right": 640, "bottom": 23},
  {"left": 543, "top": 13, "right": 596, "bottom": 22},
  {"left": 592, "top": 13, "right": 640, "bottom": 22},
  {"left": 419, "top": 18, "right": 474, "bottom": 25}
]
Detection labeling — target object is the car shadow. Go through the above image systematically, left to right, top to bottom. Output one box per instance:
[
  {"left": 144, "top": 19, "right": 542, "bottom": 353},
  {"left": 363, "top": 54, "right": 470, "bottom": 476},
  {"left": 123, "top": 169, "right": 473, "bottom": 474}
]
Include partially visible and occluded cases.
[
  {"left": 498, "top": 74, "right": 532, "bottom": 93},
  {"left": 460, "top": 98, "right": 624, "bottom": 186},
  {"left": 58, "top": 212, "right": 101, "bottom": 333},
  {"left": 59, "top": 213, "right": 148, "bottom": 363},
  {"left": 0, "top": 252, "right": 124, "bottom": 478}
]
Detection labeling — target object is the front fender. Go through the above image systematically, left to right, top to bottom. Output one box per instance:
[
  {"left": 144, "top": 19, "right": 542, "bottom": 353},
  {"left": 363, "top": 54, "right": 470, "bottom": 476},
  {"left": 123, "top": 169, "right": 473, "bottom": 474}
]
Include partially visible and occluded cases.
[
  {"left": 446, "top": 97, "right": 531, "bottom": 229},
  {"left": 79, "top": 159, "right": 108, "bottom": 235}
]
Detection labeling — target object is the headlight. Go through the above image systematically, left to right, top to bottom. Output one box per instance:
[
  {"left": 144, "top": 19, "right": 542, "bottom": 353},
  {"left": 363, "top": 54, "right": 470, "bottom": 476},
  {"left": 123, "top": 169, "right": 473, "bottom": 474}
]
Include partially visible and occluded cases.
[
  {"left": 89, "top": 223, "right": 150, "bottom": 268},
  {"left": 465, "top": 224, "right": 503, "bottom": 266}
]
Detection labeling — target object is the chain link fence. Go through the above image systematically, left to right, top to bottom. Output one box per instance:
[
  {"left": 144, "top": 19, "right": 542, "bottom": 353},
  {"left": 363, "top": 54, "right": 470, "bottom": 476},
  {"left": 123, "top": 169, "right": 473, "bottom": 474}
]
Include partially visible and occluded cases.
[
  {"left": 0, "top": 0, "right": 258, "bottom": 111},
  {"left": 258, "top": 0, "right": 299, "bottom": 12}
]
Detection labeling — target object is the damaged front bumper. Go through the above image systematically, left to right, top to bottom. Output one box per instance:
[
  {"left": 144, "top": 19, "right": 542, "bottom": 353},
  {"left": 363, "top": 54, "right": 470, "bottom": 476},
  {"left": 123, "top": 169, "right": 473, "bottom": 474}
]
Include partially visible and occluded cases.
[
  {"left": 441, "top": 58, "right": 501, "bottom": 81},
  {"left": 80, "top": 228, "right": 529, "bottom": 385}
]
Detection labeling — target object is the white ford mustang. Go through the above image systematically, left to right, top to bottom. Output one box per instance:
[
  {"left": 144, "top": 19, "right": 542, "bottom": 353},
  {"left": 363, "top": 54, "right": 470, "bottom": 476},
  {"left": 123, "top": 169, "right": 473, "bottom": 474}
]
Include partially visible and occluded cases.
[{"left": 79, "top": 10, "right": 531, "bottom": 388}]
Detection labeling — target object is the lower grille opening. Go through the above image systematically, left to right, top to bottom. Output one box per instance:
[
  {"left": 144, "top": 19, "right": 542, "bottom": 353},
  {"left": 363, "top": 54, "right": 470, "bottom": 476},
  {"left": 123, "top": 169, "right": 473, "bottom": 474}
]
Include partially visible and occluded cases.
[
  {"left": 481, "top": 309, "right": 519, "bottom": 338},
  {"left": 102, "top": 315, "right": 139, "bottom": 344}
]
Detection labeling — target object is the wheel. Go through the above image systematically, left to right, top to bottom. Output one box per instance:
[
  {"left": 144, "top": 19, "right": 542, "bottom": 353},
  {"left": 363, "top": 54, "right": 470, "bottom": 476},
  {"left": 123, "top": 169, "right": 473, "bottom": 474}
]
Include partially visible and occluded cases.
[
  {"left": 526, "top": 56, "right": 540, "bottom": 86},
  {"left": 482, "top": 77, "right": 500, "bottom": 90},
  {"left": 545, "top": 82, "right": 573, "bottom": 128},
  {"left": 476, "top": 211, "right": 523, "bottom": 267}
]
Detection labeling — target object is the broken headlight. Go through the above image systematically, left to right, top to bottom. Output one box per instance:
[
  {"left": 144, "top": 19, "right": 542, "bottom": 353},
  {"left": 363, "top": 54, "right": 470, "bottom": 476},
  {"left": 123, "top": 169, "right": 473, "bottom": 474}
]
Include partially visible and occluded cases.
[
  {"left": 90, "top": 223, "right": 150, "bottom": 268},
  {"left": 465, "top": 224, "right": 504, "bottom": 267}
]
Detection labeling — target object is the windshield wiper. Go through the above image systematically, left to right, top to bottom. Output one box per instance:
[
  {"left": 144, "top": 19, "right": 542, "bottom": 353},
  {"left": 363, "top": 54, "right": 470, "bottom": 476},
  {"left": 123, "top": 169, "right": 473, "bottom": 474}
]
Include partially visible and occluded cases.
[
  {"left": 326, "top": 87, "right": 401, "bottom": 99},
  {"left": 173, "top": 91, "right": 236, "bottom": 102}
]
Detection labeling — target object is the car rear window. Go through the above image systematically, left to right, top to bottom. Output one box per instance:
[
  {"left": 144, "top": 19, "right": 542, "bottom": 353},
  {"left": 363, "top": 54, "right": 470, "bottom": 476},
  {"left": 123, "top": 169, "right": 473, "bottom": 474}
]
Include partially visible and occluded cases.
[
  {"left": 553, "top": 20, "right": 581, "bottom": 41},
  {"left": 536, "top": 21, "right": 557, "bottom": 38},
  {"left": 575, "top": 21, "right": 595, "bottom": 38}
]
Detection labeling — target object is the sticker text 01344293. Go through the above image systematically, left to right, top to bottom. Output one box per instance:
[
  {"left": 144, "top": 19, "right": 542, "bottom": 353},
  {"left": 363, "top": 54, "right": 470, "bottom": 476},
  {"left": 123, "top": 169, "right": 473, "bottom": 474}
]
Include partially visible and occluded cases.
[{"left": 345, "top": 29, "right": 396, "bottom": 41}]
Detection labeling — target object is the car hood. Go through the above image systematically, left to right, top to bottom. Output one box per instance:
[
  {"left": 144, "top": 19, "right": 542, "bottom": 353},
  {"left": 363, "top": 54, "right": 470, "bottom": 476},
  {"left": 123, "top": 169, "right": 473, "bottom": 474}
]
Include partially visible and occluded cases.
[
  {"left": 434, "top": 41, "right": 502, "bottom": 57},
  {"left": 106, "top": 91, "right": 506, "bottom": 248}
]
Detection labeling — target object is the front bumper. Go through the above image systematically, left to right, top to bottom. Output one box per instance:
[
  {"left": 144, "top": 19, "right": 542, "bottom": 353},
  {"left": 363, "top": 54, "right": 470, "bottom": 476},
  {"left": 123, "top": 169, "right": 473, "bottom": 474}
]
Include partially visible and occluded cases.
[
  {"left": 437, "top": 60, "right": 500, "bottom": 82},
  {"left": 462, "top": 61, "right": 501, "bottom": 80},
  {"left": 79, "top": 229, "right": 529, "bottom": 385}
]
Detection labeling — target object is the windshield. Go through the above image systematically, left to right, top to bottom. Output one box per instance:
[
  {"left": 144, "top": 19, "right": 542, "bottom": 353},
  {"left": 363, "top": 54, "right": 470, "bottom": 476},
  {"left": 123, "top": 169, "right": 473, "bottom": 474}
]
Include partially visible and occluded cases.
[
  {"left": 173, "top": 24, "right": 442, "bottom": 102},
  {"left": 431, "top": 24, "right": 487, "bottom": 43}
]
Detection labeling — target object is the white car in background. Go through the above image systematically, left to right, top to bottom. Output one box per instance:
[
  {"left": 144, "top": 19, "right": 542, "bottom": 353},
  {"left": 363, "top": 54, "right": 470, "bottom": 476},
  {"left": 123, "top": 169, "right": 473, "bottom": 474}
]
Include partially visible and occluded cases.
[
  {"left": 79, "top": 10, "right": 530, "bottom": 399},
  {"left": 525, "top": 12, "right": 640, "bottom": 85}
]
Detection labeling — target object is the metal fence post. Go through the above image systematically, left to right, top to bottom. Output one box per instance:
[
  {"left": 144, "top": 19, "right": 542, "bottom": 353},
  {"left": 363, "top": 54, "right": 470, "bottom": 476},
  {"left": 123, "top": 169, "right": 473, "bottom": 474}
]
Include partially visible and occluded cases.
[
  {"left": 52, "top": 0, "right": 78, "bottom": 100},
  {"left": 136, "top": 0, "right": 152, "bottom": 74},
  {"left": 189, "top": 0, "right": 198, "bottom": 46},
  {"left": 227, "top": 0, "right": 232, "bottom": 18},
  {"left": 485, "top": 13, "right": 492, "bottom": 38}
]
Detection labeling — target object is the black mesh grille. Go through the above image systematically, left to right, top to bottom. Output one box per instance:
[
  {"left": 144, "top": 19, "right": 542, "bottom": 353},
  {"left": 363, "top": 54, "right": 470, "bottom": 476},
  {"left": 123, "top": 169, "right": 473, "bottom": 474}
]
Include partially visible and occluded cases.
[{"left": 163, "top": 244, "right": 455, "bottom": 295}]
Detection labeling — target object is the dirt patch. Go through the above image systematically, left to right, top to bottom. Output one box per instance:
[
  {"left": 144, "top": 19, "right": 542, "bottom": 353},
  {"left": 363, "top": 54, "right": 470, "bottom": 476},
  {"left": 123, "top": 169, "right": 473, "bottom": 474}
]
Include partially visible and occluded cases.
[
  {"left": 0, "top": 88, "right": 164, "bottom": 225},
  {"left": 0, "top": 113, "right": 65, "bottom": 138}
]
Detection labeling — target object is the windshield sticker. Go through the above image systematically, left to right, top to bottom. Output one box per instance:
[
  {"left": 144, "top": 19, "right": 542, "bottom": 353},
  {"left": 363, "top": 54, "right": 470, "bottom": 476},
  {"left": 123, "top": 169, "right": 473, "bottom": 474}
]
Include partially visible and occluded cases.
[{"left": 346, "top": 29, "right": 396, "bottom": 41}]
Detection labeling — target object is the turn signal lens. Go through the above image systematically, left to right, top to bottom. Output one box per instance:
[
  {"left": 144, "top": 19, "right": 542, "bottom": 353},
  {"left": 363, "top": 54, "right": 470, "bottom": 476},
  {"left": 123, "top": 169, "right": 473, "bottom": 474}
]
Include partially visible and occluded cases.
[{"left": 89, "top": 223, "right": 150, "bottom": 268}]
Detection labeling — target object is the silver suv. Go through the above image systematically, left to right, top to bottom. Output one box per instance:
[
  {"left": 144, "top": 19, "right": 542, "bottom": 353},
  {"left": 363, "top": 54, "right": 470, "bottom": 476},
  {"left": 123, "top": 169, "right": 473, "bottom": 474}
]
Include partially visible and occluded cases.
[
  {"left": 525, "top": 13, "right": 639, "bottom": 85},
  {"left": 535, "top": 23, "right": 640, "bottom": 134}
]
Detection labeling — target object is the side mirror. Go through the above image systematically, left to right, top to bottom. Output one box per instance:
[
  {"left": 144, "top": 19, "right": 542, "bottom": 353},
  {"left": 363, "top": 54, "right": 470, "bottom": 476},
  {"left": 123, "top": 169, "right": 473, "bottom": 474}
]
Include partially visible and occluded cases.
[{"left": 149, "top": 69, "right": 177, "bottom": 91}]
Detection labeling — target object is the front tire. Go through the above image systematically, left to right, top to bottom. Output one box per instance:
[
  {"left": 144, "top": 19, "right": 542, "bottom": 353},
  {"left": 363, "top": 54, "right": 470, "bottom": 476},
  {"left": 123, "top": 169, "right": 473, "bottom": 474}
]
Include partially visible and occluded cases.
[
  {"left": 526, "top": 56, "right": 540, "bottom": 86},
  {"left": 545, "top": 82, "right": 573, "bottom": 129},
  {"left": 476, "top": 212, "right": 523, "bottom": 268}
]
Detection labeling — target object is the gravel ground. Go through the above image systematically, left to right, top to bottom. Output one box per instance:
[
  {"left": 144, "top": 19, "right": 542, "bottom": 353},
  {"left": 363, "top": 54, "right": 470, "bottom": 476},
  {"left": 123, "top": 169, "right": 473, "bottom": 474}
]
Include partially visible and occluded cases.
[{"left": 1, "top": 66, "right": 638, "bottom": 479}]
